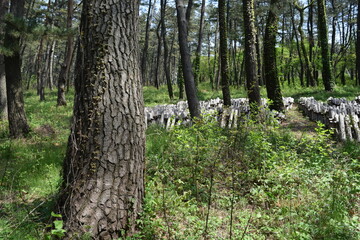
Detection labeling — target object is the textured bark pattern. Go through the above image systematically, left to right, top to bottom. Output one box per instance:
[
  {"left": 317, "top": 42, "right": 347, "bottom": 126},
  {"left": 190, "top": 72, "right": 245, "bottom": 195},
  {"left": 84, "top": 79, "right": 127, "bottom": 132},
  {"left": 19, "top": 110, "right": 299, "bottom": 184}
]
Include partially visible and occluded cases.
[
  {"left": 0, "top": 0, "right": 8, "bottom": 120},
  {"left": 4, "top": 0, "right": 30, "bottom": 137},
  {"left": 176, "top": 0, "right": 201, "bottom": 119},
  {"left": 219, "top": 0, "right": 231, "bottom": 106},
  {"left": 243, "top": 0, "right": 261, "bottom": 109},
  {"left": 263, "top": 0, "right": 284, "bottom": 112},
  {"left": 317, "top": 0, "right": 334, "bottom": 91},
  {"left": 356, "top": 0, "right": 360, "bottom": 85},
  {"left": 59, "top": 1, "right": 145, "bottom": 239}
]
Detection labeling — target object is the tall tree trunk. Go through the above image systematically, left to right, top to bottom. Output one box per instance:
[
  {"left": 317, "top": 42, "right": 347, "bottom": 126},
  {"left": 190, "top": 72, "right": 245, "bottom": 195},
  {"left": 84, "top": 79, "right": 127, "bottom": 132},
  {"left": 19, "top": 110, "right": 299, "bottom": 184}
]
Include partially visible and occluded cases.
[
  {"left": 0, "top": 0, "right": 9, "bottom": 120},
  {"left": 4, "top": 0, "right": 30, "bottom": 137},
  {"left": 57, "top": 0, "right": 145, "bottom": 238},
  {"left": 57, "top": 0, "right": 74, "bottom": 106},
  {"left": 140, "top": 0, "right": 155, "bottom": 84},
  {"left": 160, "top": 0, "right": 173, "bottom": 99},
  {"left": 176, "top": 0, "right": 201, "bottom": 119},
  {"left": 193, "top": 0, "right": 206, "bottom": 86},
  {"left": 219, "top": 0, "right": 231, "bottom": 106},
  {"left": 242, "top": 0, "right": 261, "bottom": 109},
  {"left": 264, "top": 0, "right": 284, "bottom": 112},
  {"left": 308, "top": 0, "right": 316, "bottom": 85},
  {"left": 317, "top": 0, "right": 334, "bottom": 91},
  {"left": 357, "top": 0, "right": 360, "bottom": 85},
  {"left": 294, "top": 1, "right": 315, "bottom": 87},
  {"left": 291, "top": 4, "right": 304, "bottom": 87},
  {"left": 154, "top": 22, "right": 161, "bottom": 89},
  {"left": 37, "top": 37, "right": 46, "bottom": 101},
  {"left": 47, "top": 40, "right": 56, "bottom": 90}
]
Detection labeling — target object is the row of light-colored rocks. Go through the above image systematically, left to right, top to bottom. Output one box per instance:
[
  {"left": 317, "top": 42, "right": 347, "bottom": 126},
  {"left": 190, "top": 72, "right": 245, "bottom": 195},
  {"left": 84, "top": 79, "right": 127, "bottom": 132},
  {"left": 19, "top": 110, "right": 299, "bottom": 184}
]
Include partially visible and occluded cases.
[
  {"left": 298, "top": 96, "right": 360, "bottom": 142},
  {"left": 145, "top": 97, "right": 294, "bottom": 129}
]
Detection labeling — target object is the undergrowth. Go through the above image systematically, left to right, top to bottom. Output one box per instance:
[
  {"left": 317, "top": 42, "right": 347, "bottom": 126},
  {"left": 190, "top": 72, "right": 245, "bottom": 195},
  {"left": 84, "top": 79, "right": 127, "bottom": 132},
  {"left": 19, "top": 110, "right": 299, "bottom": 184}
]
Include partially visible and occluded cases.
[
  {"left": 0, "top": 87, "right": 359, "bottom": 239},
  {"left": 141, "top": 117, "right": 360, "bottom": 239}
]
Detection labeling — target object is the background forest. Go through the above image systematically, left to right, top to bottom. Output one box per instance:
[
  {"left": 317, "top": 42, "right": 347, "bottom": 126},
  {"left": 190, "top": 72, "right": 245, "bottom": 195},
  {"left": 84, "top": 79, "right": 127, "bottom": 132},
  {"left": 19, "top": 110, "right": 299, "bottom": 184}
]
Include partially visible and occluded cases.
[{"left": 0, "top": 0, "right": 359, "bottom": 239}]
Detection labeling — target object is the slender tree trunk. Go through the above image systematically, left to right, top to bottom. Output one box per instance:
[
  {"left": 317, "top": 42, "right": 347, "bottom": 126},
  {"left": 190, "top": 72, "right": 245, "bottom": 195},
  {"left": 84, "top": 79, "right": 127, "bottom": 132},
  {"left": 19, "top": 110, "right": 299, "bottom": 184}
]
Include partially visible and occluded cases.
[
  {"left": 0, "top": 0, "right": 9, "bottom": 120},
  {"left": 4, "top": 0, "right": 30, "bottom": 137},
  {"left": 57, "top": 0, "right": 74, "bottom": 106},
  {"left": 58, "top": 0, "right": 145, "bottom": 238},
  {"left": 141, "top": 0, "right": 155, "bottom": 84},
  {"left": 160, "top": 0, "right": 173, "bottom": 99},
  {"left": 176, "top": 0, "right": 201, "bottom": 119},
  {"left": 193, "top": 0, "right": 206, "bottom": 86},
  {"left": 219, "top": 0, "right": 231, "bottom": 106},
  {"left": 242, "top": 0, "right": 261, "bottom": 109},
  {"left": 264, "top": 0, "right": 284, "bottom": 112},
  {"left": 317, "top": 0, "right": 334, "bottom": 91},
  {"left": 294, "top": 2, "right": 315, "bottom": 87},
  {"left": 291, "top": 4, "right": 304, "bottom": 87},
  {"left": 154, "top": 22, "right": 161, "bottom": 89},
  {"left": 36, "top": 37, "right": 45, "bottom": 99},
  {"left": 47, "top": 40, "right": 56, "bottom": 90}
]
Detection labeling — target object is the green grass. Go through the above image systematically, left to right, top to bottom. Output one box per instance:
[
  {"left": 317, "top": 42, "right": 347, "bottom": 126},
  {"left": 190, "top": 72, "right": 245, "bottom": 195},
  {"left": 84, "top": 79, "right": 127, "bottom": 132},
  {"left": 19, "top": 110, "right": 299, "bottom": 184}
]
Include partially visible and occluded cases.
[
  {"left": 0, "top": 83, "right": 359, "bottom": 239},
  {"left": 0, "top": 90, "right": 73, "bottom": 239}
]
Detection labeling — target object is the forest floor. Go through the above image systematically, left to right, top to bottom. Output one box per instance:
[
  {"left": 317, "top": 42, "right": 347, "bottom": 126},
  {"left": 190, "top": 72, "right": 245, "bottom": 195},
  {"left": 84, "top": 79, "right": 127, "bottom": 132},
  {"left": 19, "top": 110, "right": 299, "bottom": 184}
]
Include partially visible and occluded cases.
[{"left": 281, "top": 103, "right": 319, "bottom": 138}]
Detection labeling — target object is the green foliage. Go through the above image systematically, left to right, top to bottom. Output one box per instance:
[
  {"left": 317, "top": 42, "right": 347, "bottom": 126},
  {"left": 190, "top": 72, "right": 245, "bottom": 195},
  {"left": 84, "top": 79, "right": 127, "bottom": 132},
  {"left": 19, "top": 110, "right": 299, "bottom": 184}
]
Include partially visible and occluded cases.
[
  {"left": 1, "top": 88, "right": 359, "bottom": 239},
  {"left": 0, "top": 90, "right": 73, "bottom": 239},
  {"left": 142, "top": 115, "right": 360, "bottom": 239}
]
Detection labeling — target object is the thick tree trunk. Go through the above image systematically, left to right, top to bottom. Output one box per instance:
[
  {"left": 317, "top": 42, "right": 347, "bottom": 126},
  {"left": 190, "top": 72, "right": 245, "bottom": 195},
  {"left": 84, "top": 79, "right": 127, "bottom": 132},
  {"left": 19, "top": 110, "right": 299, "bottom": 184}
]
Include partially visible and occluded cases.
[
  {"left": 0, "top": 0, "right": 9, "bottom": 120},
  {"left": 4, "top": 0, "right": 30, "bottom": 138},
  {"left": 57, "top": 0, "right": 74, "bottom": 106},
  {"left": 160, "top": 0, "right": 173, "bottom": 99},
  {"left": 176, "top": 0, "right": 201, "bottom": 119},
  {"left": 219, "top": 0, "right": 231, "bottom": 106},
  {"left": 242, "top": 0, "right": 261, "bottom": 109},
  {"left": 264, "top": 0, "right": 284, "bottom": 112},
  {"left": 317, "top": 0, "right": 334, "bottom": 91},
  {"left": 356, "top": 0, "right": 360, "bottom": 85},
  {"left": 57, "top": 1, "right": 145, "bottom": 238}
]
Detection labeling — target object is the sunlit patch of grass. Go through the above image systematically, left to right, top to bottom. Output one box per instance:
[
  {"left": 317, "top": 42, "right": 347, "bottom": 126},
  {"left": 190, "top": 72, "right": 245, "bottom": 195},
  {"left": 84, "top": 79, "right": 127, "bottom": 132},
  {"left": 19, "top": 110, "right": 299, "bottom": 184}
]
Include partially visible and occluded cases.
[
  {"left": 282, "top": 84, "right": 360, "bottom": 101},
  {"left": 0, "top": 89, "right": 74, "bottom": 239}
]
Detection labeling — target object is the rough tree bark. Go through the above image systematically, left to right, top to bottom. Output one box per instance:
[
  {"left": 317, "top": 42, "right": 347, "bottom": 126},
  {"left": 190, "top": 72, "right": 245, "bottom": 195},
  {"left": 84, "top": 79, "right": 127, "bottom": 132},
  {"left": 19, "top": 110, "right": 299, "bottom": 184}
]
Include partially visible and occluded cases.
[
  {"left": 0, "top": 0, "right": 9, "bottom": 120},
  {"left": 4, "top": 0, "right": 30, "bottom": 138},
  {"left": 57, "top": 0, "right": 145, "bottom": 238},
  {"left": 57, "top": 0, "right": 74, "bottom": 106},
  {"left": 176, "top": 0, "right": 201, "bottom": 119},
  {"left": 219, "top": 0, "right": 231, "bottom": 106},
  {"left": 242, "top": 0, "right": 261, "bottom": 109},
  {"left": 263, "top": 0, "right": 284, "bottom": 112},
  {"left": 317, "top": 0, "right": 334, "bottom": 91},
  {"left": 356, "top": 0, "right": 360, "bottom": 85}
]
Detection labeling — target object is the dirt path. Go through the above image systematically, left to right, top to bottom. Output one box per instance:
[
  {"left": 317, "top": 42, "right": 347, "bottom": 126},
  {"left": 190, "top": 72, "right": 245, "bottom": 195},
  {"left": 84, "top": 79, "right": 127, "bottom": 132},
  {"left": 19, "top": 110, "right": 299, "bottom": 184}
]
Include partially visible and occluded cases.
[{"left": 281, "top": 103, "right": 319, "bottom": 139}]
